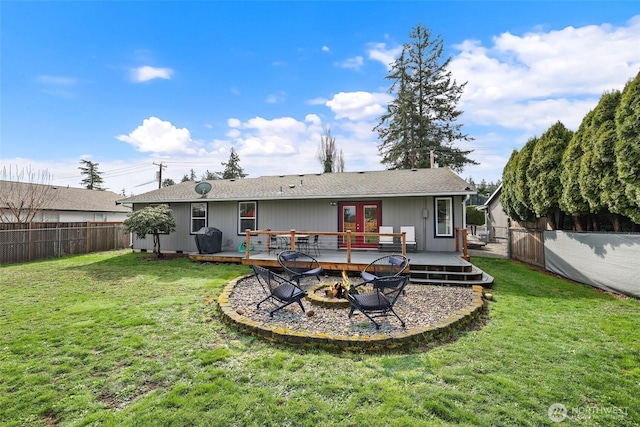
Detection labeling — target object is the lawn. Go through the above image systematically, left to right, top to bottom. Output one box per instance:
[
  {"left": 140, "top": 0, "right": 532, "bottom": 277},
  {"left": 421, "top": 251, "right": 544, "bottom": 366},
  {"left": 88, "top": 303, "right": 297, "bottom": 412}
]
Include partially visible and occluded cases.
[{"left": 1, "top": 251, "right": 638, "bottom": 426}]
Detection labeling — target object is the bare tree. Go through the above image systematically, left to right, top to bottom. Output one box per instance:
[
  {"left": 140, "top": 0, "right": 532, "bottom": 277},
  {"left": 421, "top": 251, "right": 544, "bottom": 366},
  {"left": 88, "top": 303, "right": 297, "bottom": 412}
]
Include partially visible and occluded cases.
[
  {"left": 316, "top": 125, "right": 344, "bottom": 173},
  {"left": 0, "top": 166, "right": 58, "bottom": 223}
]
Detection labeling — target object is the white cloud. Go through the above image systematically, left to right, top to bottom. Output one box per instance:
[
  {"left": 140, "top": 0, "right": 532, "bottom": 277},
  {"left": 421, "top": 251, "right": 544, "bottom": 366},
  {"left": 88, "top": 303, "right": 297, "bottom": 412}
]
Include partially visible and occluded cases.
[
  {"left": 450, "top": 15, "right": 640, "bottom": 134},
  {"left": 367, "top": 42, "right": 402, "bottom": 71},
  {"left": 322, "top": 45, "right": 330, "bottom": 52},
  {"left": 335, "top": 56, "right": 364, "bottom": 70},
  {"left": 130, "top": 66, "right": 174, "bottom": 82},
  {"left": 325, "top": 91, "right": 392, "bottom": 121},
  {"left": 306, "top": 97, "right": 328, "bottom": 105},
  {"left": 116, "top": 117, "right": 204, "bottom": 154}
]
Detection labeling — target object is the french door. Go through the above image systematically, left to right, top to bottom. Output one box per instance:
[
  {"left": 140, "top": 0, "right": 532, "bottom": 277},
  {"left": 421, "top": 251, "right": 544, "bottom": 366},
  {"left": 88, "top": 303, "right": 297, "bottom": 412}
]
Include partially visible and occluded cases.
[{"left": 338, "top": 201, "right": 381, "bottom": 249}]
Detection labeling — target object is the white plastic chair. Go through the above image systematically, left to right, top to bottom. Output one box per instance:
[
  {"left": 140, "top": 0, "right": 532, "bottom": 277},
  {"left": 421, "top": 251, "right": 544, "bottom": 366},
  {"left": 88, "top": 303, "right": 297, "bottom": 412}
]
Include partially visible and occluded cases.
[
  {"left": 378, "top": 226, "right": 394, "bottom": 248},
  {"left": 400, "top": 226, "right": 417, "bottom": 252}
]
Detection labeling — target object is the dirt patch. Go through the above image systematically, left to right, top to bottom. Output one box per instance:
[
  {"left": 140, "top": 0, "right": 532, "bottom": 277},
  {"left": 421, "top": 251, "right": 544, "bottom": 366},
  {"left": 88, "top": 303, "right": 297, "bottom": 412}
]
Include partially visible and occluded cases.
[{"left": 138, "top": 253, "right": 188, "bottom": 262}]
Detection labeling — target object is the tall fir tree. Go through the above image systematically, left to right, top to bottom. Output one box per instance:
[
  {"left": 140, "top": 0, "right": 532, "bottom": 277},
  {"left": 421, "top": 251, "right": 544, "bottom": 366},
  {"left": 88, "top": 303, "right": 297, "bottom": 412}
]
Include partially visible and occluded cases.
[
  {"left": 374, "top": 23, "right": 476, "bottom": 172},
  {"left": 220, "top": 148, "right": 247, "bottom": 179},
  {"left": 78, "top": 159, "right": 105, "bottom": 190}
]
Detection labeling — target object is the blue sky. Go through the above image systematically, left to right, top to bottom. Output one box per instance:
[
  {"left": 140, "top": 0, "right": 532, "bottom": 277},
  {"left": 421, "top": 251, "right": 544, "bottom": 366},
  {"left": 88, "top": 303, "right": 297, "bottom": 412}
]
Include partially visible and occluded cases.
[{"left": 1, "top": 1, "right": 639, "bottom": 195}]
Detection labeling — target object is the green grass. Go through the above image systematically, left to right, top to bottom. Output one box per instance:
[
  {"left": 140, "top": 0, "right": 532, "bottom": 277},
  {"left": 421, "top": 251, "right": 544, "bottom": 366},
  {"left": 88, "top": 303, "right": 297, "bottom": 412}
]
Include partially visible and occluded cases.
[{"left": 1, "top": 251, "right": 638, "bottom": 426}]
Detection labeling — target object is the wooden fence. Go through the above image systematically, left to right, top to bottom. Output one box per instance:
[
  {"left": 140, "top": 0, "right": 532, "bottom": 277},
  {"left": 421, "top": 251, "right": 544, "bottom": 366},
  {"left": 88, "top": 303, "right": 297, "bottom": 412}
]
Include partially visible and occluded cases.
[
  {"left": 0, "top": 222, "right": 130, "bottom": 265},
  {"left": 509, "top": 228, "right": 545, "bottom": 268}
]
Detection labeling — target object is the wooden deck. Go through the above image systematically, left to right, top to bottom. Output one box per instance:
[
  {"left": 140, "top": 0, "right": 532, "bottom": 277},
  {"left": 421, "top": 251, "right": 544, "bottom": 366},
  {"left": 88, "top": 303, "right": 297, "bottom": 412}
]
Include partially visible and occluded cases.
[
  {"left": 189, "top": 249, "right": 462, "bottom": 271},
  {"left": 189, "top": 249, "right": 494, "bottom": 286}
]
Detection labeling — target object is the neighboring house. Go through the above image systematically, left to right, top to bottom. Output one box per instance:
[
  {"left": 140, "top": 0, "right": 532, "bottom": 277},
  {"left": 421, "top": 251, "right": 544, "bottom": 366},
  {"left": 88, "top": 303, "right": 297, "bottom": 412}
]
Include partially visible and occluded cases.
[
  {"left": 118, "top": 168, "right": 477, "bottom": 254},
  {"left": 0, "top": 180, "right": 131, "bottom": 223},
  {"left": 478, "top": 184, "right": 509, "bottom": 241}
]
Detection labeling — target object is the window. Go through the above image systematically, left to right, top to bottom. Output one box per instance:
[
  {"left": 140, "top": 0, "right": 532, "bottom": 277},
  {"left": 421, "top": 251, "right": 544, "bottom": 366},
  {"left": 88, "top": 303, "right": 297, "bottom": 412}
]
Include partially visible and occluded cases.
[
  {"left": 435, "top": 197, "right": 453, "bottom": 237},
  {"left": 238, "top": 201, "right": 257, "bottom": 234},
  {"left": 191, "top": 202, "right": 207, "bottom": 233}
]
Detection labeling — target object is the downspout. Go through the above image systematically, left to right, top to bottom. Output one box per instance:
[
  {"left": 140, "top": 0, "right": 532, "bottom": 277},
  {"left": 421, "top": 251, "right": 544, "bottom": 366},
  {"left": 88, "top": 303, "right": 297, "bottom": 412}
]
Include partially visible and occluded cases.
[
  {"left": 462, "top": 194, "right": 470, "bottom": 230},
  {"left": 462, "top": 194, "right": 470, "bottom": 259}
]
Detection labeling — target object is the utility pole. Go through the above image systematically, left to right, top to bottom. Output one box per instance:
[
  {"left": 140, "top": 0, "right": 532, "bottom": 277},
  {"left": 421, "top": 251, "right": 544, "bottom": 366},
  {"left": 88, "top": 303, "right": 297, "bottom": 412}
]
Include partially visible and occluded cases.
[{"left": 153, "top": 162, "right": 167, "bottom": 189}]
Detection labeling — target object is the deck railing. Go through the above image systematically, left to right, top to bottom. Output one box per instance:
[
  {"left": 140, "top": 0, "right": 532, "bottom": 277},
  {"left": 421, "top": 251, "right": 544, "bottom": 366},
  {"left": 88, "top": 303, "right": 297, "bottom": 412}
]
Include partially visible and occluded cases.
[
  {"left": 455, "top": 228, "right": 470, "bottom": 261},
  {"left": 243, "top": 229, "right": 410, "bottom": 262}
]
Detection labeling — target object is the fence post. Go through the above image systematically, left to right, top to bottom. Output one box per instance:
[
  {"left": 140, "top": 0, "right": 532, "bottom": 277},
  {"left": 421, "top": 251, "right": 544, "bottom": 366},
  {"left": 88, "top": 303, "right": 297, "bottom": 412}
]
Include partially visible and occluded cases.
[
  {"left": 29, "top": 222, "right": 35, "bottom": 261},
  {"left": 86, "top": 222, "right": 91, "bottom": 253},
  {"left": 58, "top": 227, "right": 62, "bottom": 258}
]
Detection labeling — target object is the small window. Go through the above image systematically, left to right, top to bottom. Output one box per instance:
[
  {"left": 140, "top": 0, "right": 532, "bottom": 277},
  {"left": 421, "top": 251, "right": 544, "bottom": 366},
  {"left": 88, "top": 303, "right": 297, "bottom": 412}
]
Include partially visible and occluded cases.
[
  {"left": 435, "top": 197, "right": 453, "bottom": 237},
  {"left": 238, "top": 201, "right": 257, "bottom": 234},
  {"left": 191, "top": 202, "right": 207, "bottom": 234}
]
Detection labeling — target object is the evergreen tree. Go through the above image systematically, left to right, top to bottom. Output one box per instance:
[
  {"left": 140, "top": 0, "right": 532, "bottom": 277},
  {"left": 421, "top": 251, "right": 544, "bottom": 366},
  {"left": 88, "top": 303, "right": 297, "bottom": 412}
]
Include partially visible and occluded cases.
[
  {"left": 374, "top": 23, "right": 476, "bottom": 172},
  {"left": 614, "top": 71, "right": 640, "bottom": 223},
  {"left": 579, "top": 91, "right": 623, "bottom": 229},
  {"left": 560, "top": 110, "right": 593, "bottom": 230},
  {"left": 528, "top": 122, "right": 573, "bottom": 229},
  {"left": 513, "top": 137, "right": 538, "bottom": 222},
  {"left": 220, "top": 148, "right": 247, "bottom": 179},
  {"left": 500, "top": 150, "right": 521, "bottom": 220},
  {"left": 78, "top": 159, "right": 105, "bottom": 190},
  {"left": 189, "top": 169, "right": 197, "bottom": 181},
  {"left": 201, "top": 170, "right": 219, "bottom": 180},
  {"left": 180, "top": 174, "right": 190, "bottom": 183},
  {"left": 162, "top": 178, "right": 176, "bottom": 187}
]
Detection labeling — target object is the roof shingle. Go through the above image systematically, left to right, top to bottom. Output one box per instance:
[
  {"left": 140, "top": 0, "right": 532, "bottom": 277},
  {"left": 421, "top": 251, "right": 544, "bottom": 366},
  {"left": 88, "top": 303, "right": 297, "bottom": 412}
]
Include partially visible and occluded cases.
[{"left": 118, "top": 168, "right": 476, "bottom": 204}]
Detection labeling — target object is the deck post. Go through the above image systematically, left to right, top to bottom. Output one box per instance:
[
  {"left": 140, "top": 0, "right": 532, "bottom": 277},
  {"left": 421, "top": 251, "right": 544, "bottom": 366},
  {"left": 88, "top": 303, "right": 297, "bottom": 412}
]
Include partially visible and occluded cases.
[
  {"left": 290, "top": 229, "right": 296, "bottom": 251},
  {"left": 244, "top": 230, "right": 251, "bottom": 259},
  {"left": 346, "top": 230, "right": 351, "bottom": 263},
  {"left": 401, "top": 232, "right": 407, "bottom": 256}
]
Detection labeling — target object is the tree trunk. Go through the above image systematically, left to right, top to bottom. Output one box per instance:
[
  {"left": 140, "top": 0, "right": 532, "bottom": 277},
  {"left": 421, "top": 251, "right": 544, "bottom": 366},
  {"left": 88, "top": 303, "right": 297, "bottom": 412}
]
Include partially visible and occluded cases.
[{"left": 611, "top": 214, "right": 622, "bottom": 232}]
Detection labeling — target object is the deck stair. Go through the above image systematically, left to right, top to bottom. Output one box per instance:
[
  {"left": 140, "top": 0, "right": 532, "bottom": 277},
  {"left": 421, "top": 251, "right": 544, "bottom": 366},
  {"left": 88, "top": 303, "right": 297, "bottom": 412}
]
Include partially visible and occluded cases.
[{"left": 408, "top": 262, "right": 494, "bottom": 287}]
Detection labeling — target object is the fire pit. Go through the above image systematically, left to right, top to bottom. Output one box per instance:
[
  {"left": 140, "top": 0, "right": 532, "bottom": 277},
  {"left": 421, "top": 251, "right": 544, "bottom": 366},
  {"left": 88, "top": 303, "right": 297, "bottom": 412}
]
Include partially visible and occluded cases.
[{"left": 306, "top": 271, "right": 354, "bottom": 309}]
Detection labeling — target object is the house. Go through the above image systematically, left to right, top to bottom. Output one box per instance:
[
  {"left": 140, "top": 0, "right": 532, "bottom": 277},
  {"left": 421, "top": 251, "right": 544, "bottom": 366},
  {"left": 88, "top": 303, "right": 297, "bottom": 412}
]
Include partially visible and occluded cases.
[
  {"left": 118, "top": 168, "right": 476, "bottom": 254},
  {"left": 0, "top": 180, "right": 131, "bottom": 223},
  {"left": 478, "top": 184, "right": 509, "bottom": 241}
]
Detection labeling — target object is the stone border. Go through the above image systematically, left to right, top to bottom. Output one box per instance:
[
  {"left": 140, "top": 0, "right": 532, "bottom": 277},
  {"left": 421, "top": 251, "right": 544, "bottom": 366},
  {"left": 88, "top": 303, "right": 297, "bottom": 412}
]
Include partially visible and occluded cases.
[{"left": 217, "top": 275, "right": 488, "bottom": 352}]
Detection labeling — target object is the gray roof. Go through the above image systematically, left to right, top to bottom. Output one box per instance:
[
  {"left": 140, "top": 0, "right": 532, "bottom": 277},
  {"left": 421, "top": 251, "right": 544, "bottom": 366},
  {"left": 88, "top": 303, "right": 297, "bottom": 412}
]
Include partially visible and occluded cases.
[
  {"left": 118, "top": 168, "right": 476, "bottom": 204},
  {"left": 0, "top": 181, "right": 131, "bottom": 213},
  {"left": 483, "top": 183, "right": 503, "bottom": 207}
]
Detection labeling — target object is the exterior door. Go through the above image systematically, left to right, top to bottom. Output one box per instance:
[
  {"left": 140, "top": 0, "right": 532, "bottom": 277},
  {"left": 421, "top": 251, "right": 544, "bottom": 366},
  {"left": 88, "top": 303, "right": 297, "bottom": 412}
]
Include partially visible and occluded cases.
[{"left": 339, "top": 202, "right": 381, "bottom": 249}]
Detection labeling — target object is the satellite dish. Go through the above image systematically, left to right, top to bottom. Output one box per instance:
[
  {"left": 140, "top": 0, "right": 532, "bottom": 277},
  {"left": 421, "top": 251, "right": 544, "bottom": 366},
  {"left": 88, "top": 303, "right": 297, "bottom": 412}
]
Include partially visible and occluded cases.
[{"left": 195, "top": 181, "right": 212, "bottom": 196}]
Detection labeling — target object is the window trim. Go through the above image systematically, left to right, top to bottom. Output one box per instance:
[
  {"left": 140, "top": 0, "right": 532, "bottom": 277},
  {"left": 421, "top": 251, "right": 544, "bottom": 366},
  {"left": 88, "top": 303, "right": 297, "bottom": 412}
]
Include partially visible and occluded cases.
[
  {"left": 434, "top": 197, "right": 454, "bottom": 238},
  {"left": 237, "top": 201, "right": 257, "bottom": 235},
  {"left": 190, "top": 202, "right": 208, "bottom": 234}
]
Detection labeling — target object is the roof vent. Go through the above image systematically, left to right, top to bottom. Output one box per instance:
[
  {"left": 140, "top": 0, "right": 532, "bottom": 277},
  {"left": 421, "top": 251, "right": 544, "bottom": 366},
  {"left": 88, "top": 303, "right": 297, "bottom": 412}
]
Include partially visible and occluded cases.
[{"left": 289, "top": 184, "right": 295, "bottom": 188}]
